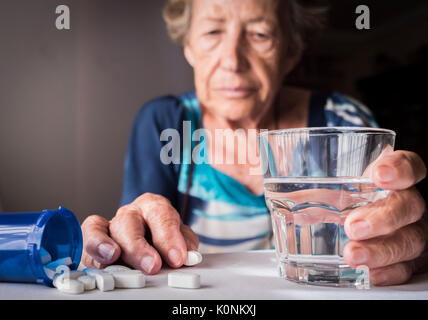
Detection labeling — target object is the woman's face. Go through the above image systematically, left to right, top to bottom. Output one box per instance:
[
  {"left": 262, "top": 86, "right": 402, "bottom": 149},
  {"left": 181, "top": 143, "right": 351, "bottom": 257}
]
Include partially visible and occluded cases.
[{"left": 184, "top": 0, "right": 299, "bottom": 123}]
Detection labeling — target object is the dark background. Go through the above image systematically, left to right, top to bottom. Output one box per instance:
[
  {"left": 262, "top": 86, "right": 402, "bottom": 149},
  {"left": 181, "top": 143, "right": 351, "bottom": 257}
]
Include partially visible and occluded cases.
[
  {"left": 0, "top": 0, "right": 427, "bottom": 221},
  {"left": 293, "top": 0, "right": 428, "bottom": 202}
]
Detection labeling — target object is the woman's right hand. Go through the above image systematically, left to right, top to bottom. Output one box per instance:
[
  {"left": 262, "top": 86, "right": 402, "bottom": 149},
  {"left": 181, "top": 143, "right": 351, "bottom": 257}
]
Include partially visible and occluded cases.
[{"left": 80, "top": 193, "right": 199, "bottom": 274}]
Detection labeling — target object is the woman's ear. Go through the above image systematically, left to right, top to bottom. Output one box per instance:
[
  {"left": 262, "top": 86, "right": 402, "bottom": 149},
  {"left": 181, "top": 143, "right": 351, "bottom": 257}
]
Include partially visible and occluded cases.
[{"left": 184, "top": 45, "right": 195, "bottom": 68}]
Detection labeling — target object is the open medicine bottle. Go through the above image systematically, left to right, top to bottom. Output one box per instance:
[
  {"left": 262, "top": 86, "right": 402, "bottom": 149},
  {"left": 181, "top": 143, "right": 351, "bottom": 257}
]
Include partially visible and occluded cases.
[{"left": 0, "top": 206, "right": 83, "bottom": 287}]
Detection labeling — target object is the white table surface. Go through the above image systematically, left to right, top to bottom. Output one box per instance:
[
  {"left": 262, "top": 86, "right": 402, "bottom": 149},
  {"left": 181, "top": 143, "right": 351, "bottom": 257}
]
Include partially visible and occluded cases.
[{"left": 1, "top": 250, "right": 427, "bottom": 300}]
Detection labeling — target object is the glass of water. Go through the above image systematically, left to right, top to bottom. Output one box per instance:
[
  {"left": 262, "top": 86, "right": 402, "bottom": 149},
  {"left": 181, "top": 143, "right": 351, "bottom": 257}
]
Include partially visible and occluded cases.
[{"left": 259, "top": 127, "right": 396, "bottom": 288}]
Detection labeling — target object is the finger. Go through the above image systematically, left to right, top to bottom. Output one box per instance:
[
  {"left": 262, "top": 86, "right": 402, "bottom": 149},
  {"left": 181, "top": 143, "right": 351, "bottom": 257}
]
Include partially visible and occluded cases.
[
  {"left": 360, "top": 144, "right": 395, "bottom": 179},
  {"left": 372, "top": 150, "right": 427, "bottom": 190},
  {"left": 344, "top": 187, "right": 425, "bottom": 240},
  {"left": 136, "top": 193, "right": 188, "bottom": 268},
  {"left": 109, "top": 205, "right": 162, "bottom": 275},
  {"left": 81, "top": 215, "right": 121, "bottom": 268},
  {"left": 180, "top": 224, "right": 199, "bottom": 251},
  {"left": 343, "top": 224, "right": 426, "bottom": 269},
  {"left": 81, "top": 255, "right": 103, "bottom": 269},
  {"left": 370, "top": 261, "right": 415, "bottom": 286}
]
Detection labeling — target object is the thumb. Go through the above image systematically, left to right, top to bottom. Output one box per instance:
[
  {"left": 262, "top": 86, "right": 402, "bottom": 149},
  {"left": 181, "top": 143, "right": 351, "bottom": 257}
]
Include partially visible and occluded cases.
[
  {"left": 372, "top": 150, "right": 427, "bottom": 190},
  {"left": 81, "top": 215, "right": 121, "bottom": 268}
]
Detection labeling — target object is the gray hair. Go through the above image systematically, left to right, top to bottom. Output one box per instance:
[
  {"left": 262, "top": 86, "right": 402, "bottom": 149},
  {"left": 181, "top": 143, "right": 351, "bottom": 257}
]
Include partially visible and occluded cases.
[{"left": 163, "top": 0, "right": 328, "bottom": 56}]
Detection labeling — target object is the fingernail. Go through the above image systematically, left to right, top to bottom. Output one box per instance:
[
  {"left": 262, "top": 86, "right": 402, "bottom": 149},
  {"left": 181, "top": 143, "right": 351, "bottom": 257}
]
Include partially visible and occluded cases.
[
  {"left": 376, "top": 165, "right": 396, "bottom": 183},
  {"left": 350, "top": 220, "right": 371, "bottom": 239},
  {"left": 97, "top": 243, "right": 115, "bottom": 261},
  {"left": 351, "top": 247, "right": 368, "bottom": 265},
  {"left": 168, "top": 248, "right": 182, "bottom": 266},
  {"left": 141, "top": 255, "right": 155, "bottom": 273}
]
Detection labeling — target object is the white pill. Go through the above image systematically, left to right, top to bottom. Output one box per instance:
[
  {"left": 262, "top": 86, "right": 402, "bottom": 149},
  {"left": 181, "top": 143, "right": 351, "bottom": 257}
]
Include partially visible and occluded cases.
[
  {"left": 40, "top": 247, "right": 52, "bottom": 265},
  {"left": 184, "top": 251, "right": 203, "bottom": 266},
  {"left": 45, "top": 257, "right": 73, "bottom": 270},
  {"left": 45, "top": 264, "right": 71, "bottom": 279},
  {"left": 103, "top": 265, "right": 131, "bottom": 273},
  {"left": 83, "top": 268, "right": 115, "bottom": 292},
  {"left": 53, "top": 270, "right": 85, "bottom": 287},
  {"left": 109, "top": 270, "right": 146, "bottom": 289},
  {"left": 53, "top": 271, "right": 85, "bottom": 294},
  {"left": 168, "top": 272, "right": 200, "bottom": 289},
  {"left": 77, "top": 275, "right": 96, "bottom": 290},
  {"left": 56, "top": 279, "right": 84, "bottom": 295}
]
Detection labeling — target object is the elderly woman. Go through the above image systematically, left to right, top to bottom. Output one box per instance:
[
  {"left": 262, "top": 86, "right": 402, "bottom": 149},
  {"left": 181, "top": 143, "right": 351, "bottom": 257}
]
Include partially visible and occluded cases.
[{"left": 81, "top": 0, "right": 427, "bottom": 286}]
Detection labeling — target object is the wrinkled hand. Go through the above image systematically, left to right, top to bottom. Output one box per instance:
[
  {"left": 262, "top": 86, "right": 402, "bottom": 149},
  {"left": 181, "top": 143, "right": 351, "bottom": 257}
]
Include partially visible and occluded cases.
[
  {"left": 343, "top": 150, "right": 428, "bottom": 286},
  {"left": 81, "top": 193, "right": 199, "bottom": 274}
]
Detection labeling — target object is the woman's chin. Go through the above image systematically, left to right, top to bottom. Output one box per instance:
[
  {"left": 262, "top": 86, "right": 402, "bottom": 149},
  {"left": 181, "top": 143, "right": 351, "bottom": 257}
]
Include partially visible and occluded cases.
[
  {"left": 202, "top": 95, "right": 264, "bottom": 123},
  {"left": 214, "top": 106, "right": 258, "bottom": 123}
]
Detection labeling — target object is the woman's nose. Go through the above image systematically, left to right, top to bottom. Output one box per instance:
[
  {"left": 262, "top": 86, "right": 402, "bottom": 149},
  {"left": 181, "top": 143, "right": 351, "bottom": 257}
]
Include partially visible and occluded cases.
[{"left": 220, "top": 34, "right": 249, "bottom": 73}]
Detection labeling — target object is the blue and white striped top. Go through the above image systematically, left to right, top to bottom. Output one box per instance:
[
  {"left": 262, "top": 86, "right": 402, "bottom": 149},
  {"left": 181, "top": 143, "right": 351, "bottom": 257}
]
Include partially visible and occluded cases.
[{"left": 120, "top": 90, "right": 378, "bottom": 253}]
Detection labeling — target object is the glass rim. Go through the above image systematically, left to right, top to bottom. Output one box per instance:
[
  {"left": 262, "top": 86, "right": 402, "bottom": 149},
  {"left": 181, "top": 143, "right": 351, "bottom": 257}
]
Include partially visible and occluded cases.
[{"left": 258, "top": 126, "right": 396, "bottom": 138}]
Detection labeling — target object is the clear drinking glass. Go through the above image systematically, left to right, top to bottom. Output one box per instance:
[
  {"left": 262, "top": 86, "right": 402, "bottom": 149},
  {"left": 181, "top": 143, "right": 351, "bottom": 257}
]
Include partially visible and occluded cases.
[{"left": 259, "top": 127, "right": 396, "bottom": 288}]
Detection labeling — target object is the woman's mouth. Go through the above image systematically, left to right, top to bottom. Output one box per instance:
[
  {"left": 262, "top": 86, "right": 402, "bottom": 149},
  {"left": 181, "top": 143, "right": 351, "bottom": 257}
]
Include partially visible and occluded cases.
[{"left": 215, "top": 87, "right": 257, "bottom": 98}]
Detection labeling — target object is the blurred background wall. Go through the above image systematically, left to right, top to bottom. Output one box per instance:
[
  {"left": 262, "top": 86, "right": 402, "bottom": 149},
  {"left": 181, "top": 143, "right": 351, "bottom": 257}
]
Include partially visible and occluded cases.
[
  {"left": 0, "top": 0, "right": 427, "bottom": 222},
  {"left": 0, "top": 0, "right": 194, "bottom": 220}
]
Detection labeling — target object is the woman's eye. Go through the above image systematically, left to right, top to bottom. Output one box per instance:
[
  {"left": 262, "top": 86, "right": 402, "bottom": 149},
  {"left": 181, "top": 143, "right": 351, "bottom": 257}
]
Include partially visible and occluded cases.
[
  {"left": 206, "top": 30, "right": 221, "bottom": 36},
  {"left": 250, "top": 32, "right": 270, "bottom": 40}
]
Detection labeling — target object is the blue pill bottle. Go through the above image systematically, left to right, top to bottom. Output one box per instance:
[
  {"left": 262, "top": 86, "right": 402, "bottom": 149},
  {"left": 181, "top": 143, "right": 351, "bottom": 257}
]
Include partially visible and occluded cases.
[{"left": 0, "top": 206, "right": 83, "bottom": 287}]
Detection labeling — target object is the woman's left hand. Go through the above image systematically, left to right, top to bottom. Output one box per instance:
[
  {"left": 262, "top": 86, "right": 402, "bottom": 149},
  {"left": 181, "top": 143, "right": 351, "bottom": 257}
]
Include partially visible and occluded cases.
[{"left": 344, "top": 150, "right": 428, "bottom": 286}]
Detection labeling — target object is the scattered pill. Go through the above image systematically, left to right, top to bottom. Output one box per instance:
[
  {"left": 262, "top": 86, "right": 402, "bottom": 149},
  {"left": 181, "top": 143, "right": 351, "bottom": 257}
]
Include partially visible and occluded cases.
[
  {"left": 40, "top": 247, "right": 52, "bottom": 265},
  {"left": 184, "top": 251, "right": 203, "bottom": 266},
  {"left": 45, "top": 255, "right": 205, "bottom": 294},
  {"left": 45, "top": 257, "right": 73, "bottom": 270},
  {"left": 45, "top": 264, "right": 71, "bottom": 279},
  {"left": 103, "top": 265, "right": 132, "bottom": 273},
  {"left": 83, "top": 268, "right": 115, "bottom": 292},
  {"left": 53, "top": 270, "right": 85, "bottom": 287},
  {"left": 109, "top": 270, "right": 146, "bottom": 289},
  {"left": 53, "top": 271, "right": 85, "bottom": 294},
  {"left": 168, "top": 272, "right": 200, "bottom": 289},
  {"left": 77, "top": 275, "right": 96, "bottom": 290},
  {"left": 55, "top": 279, "right": 84, "bottom": 295}
]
